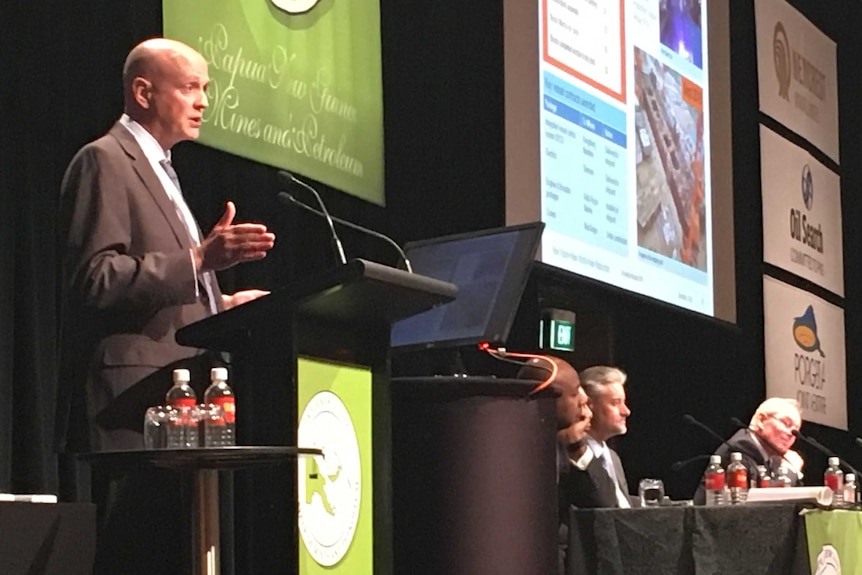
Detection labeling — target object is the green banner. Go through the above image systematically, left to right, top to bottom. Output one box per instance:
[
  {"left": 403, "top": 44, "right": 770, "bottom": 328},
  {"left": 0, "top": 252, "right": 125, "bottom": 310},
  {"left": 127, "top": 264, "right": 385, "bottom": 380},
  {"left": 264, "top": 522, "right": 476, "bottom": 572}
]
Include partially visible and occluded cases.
[
  {"left": 164, "top": 0, "right": 385, "bottom": 205},
  {"left": 296, "top": 357, "right": 373, "bottom": 573},
  {"left": 805, "top": 509, "right": 862, "bottom": 574}
]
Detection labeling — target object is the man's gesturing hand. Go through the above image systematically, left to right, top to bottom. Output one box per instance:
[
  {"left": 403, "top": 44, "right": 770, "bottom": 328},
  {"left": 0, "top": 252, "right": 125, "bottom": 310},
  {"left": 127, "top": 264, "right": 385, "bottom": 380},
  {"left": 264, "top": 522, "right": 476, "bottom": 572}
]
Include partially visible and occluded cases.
[{"left": 194, "top": 201, "right": 276, "bottom": 271}]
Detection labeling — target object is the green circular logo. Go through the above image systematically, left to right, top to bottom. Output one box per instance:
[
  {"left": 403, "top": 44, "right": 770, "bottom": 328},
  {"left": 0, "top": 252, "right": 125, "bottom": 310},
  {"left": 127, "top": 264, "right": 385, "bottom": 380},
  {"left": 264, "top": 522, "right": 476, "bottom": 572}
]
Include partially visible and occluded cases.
[{"left": 297, "top": 391, "right": 361, "bottom": 566}]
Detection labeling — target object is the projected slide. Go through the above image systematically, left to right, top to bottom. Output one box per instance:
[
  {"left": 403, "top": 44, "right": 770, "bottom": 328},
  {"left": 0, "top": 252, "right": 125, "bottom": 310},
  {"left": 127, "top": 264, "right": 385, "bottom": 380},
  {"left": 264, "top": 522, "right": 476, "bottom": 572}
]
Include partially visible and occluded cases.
[{"left": 539, "top": 0, "right": 712, "bottom": 315}]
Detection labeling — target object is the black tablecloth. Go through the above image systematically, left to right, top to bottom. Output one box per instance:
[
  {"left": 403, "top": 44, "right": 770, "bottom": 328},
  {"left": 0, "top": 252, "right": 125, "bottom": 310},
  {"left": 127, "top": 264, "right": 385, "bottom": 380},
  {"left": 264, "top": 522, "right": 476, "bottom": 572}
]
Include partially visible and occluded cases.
[
  {"left": 0, "top": 502, "right": 96, "bottom": 575},
  {"left": 568, "top": 504, "right": 810, "bottom": 575}
]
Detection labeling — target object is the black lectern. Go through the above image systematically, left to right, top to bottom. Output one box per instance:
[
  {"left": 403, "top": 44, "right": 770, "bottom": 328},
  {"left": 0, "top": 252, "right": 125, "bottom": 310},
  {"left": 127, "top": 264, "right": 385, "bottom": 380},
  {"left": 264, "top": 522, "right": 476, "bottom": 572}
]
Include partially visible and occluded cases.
[{"left": 176, "top": 259, "right": 456, "bottom": 575}]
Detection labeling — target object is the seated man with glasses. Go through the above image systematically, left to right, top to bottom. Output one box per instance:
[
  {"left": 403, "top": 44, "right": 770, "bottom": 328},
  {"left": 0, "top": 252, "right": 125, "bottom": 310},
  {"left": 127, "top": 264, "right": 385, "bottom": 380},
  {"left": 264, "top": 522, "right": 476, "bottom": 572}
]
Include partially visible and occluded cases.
[{"left": 695, "top": 397, "right": 804, "bottom": 503}]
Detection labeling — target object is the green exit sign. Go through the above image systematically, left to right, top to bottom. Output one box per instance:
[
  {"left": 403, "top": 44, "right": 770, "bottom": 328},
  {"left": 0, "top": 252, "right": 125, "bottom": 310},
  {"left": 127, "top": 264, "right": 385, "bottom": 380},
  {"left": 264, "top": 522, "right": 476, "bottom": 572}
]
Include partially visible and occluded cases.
[
  {"left": 539, "top": 313, "right": 575, "bottom": 352},
  {"left": 550, "top": 320, "right": 574, "bottom": 351}
]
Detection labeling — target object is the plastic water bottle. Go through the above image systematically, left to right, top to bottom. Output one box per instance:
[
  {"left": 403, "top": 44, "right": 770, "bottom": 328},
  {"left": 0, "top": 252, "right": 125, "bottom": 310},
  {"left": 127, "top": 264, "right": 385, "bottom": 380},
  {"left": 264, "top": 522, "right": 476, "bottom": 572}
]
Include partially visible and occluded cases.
[
  {"left": 203, "top": 367, "right": 236, "bottom": 447},
  {"left": 166, "top": 368, "right": 196, "bottom": 408},
  {"left": 166, "top": 369, "right": 198, "bottom": 447},
  {"left": 726, "top": 452, "right": 748, "bottom": 504},
  {"left": 704, "top": 455, "right": 725, "bottom": 506},
  {"left": 824, "top": 457, "right": 844, "bottom": 507},
  {"left": 773, "top": 464, "right": 792, "bottom": 488},
  {"left": 756, "top": 465, "right": 771, "bottom": 488},
  {"left": 843, "top": 473, "right": 857, "bottom": 508}
]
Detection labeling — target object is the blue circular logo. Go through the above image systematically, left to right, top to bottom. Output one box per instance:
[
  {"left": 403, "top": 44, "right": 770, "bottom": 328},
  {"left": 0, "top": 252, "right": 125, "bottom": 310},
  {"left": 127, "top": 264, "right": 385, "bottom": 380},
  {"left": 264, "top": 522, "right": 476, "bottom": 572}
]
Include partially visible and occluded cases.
[{"left": 801, "top": 164, "right": 814, "bottom": 211}]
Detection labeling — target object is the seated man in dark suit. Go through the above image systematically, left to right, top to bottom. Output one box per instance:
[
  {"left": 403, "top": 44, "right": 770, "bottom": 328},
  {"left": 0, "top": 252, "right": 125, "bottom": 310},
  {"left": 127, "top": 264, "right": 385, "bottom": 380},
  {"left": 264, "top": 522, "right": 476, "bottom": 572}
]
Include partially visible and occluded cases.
[
  {"left": 518, "top": 356, "right": 607, "bottom": 574},
  {"left": 580, "top": 366, "right": 638, "bottom": 508},
  {"left": 695, "top": 397, "right": 804, "bottom": 503}
]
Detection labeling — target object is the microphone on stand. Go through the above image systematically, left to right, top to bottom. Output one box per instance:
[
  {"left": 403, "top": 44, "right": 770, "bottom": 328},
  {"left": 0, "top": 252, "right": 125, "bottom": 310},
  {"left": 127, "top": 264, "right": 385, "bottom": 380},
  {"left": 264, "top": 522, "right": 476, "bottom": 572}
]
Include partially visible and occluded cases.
[
  {"left": 277, "top": 170, "right": 347, "bottom": 266},
  {"left": 277, "top": 191, "right": 413, "bottom": 273},
  {"left": 671, "top": 414, "right": 737, "bottom": 474},
  {"left": 683, "top": 414, "right": 735, "bottom": 451},
  {"left": 728, "top": 417, "right": 750, "bottom": 430},
  {"left": 792, "top": 429, "right": 862, "bottom": 477},
  {"left": 670, "top": 453, "right": 711, "bottom": 472}
]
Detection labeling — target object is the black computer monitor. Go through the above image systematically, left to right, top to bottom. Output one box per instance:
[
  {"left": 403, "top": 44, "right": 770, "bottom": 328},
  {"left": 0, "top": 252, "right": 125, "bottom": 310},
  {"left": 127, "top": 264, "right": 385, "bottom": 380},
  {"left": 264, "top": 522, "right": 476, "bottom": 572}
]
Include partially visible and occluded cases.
[{"left": 390, "top": 222, "right": 544, "bottom": 352}]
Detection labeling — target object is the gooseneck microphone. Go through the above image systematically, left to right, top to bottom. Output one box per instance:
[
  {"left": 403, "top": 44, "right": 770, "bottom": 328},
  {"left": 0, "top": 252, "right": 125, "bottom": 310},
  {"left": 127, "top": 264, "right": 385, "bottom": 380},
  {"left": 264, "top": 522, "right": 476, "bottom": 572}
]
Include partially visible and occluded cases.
[
  {"left": 277, "top": 170, "right": 347, "bottom": 266},
  {"left": 277, "top": 191, "right": 413, "bottom": 273},
  {"left": 670, "top": 414, "right": 738, "bottom": 473},
  {"left": 684, "top": 414, "right": 734, "bottom": 450},
  {"left": 792, "top": 429, "right": 862, "bottom": 477},
  {"left": 671, "top": 453, "right": 711, "bottom": 472}
]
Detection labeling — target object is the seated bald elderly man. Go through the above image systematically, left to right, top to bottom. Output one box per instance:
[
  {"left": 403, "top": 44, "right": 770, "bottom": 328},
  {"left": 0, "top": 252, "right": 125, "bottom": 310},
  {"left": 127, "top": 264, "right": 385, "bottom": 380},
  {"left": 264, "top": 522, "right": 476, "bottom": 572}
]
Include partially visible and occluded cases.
[{"left": 695, "top": 397, "right": 804, "bottom": 504}]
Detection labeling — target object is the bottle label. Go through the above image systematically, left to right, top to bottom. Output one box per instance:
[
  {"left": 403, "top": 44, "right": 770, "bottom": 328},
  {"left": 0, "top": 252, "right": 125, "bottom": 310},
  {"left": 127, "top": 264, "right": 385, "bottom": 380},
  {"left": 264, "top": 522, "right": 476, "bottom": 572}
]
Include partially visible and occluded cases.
[
  {"left": 212, "top": 397, "right": 236, "bottom": 424},
  {"left": 168, "top": 398, "right": 196, "bottom": 408},
  {"left": 728, "top": 469, "right": 747, "bottom": 488},
  {"left": 705, "top": 473, "right": 725, "bottom": 490},
  {"left": 825, "top": 473, "right": 842, "bottom": 491},
  {"left": 759, "top": 478, "right": 771, "bottom": 488}
]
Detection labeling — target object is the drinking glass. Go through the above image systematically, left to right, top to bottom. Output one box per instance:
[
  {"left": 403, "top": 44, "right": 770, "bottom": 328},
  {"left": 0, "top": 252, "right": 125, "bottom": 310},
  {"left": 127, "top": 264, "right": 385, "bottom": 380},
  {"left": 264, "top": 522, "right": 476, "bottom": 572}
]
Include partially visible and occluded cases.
[
  {"left": 143, "top": 405, "right": 171, "bottom": 449},
  {"left": 638, "top": 478, "right": 665, "bottom": 507}
]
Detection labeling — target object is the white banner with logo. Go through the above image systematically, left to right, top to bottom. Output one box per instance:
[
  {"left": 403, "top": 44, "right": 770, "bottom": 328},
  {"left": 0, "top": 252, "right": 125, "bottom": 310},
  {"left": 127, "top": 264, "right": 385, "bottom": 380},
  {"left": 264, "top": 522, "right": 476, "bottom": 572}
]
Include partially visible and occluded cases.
[
  {"left": 755, "top": 0, "right": 839, "bottom": 163},
  {"left": 760, "top": 126, "right": 844, "bottom": 296},
  {"left": 763, "top": 275, "right": 846, "bottom": 430}
]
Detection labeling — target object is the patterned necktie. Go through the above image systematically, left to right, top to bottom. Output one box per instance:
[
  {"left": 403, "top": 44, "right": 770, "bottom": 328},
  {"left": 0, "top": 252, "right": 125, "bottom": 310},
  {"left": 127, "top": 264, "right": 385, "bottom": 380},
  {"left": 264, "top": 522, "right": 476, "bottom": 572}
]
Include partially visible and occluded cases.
[{"left": 159, "top": 159, "right": 219, "bottom": 316}]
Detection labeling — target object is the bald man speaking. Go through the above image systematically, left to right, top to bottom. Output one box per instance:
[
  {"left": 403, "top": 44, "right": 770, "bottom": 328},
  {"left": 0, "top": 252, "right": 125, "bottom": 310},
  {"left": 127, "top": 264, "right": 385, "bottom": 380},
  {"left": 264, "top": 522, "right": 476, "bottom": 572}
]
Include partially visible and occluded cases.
[
  {"left": 58, "top": 37, "right": 275, "bottom": 453},
  {"left": 57, "top": 38, "right": 275, "bottom": 574}
]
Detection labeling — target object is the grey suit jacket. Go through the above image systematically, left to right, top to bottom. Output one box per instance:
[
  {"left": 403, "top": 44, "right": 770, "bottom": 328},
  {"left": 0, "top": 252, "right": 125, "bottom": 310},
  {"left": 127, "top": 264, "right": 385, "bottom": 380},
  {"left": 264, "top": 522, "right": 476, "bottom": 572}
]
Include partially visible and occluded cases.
[
  {"left": 57, "top": 121, "right": 221, "bottom": 451},
  {"left": 606, "top": 447, "right": 634, "bottom": 503}
]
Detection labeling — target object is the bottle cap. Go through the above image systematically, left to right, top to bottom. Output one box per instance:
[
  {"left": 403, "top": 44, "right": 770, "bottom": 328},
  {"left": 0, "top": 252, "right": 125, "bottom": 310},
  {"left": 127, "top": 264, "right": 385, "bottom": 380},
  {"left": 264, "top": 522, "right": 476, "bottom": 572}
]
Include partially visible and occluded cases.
[
  {"left": 211, "top": 367, "right": 228, "bottom": 382},
  {"left": 172, "top": 368, "right": 190, "bottom": 383},
  {"left": 730, "top": 452, "right": 742, "bottom": 461},
  {"left": 710, "top": 455, "right": 721, "bottom": 464},
  {"left": 828, "top": 456, "right": 840, "bottom": 467},
  {"left": 846, "top": 473, "right": 855, "bottom": 482}
]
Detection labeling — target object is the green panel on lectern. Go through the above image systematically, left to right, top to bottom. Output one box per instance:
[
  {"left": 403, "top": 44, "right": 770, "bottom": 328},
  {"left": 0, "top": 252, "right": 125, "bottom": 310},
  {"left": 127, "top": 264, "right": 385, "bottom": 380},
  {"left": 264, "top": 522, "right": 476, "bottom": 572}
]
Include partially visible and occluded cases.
[{"left": 297, "top": 357, "right": 373, "bottom": 573}]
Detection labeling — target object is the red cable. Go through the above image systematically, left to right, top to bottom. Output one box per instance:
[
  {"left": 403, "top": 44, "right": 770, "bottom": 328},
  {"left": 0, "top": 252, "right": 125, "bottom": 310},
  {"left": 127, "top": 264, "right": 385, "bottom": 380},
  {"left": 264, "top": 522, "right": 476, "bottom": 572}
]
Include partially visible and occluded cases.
[{"left": 480, "top": 345, "right": 559, "bottom": 395}]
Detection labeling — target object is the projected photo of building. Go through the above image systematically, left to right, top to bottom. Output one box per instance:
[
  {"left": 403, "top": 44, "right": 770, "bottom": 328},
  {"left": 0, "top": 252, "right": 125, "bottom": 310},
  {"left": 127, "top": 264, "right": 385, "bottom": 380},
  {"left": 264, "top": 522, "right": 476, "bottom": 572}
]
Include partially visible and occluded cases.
[
  {"left": 659, "top": 0, "right": 703, "bottom": 69},
  {"left": 634, "top": 47, "right": 706, "bottom": 272}
]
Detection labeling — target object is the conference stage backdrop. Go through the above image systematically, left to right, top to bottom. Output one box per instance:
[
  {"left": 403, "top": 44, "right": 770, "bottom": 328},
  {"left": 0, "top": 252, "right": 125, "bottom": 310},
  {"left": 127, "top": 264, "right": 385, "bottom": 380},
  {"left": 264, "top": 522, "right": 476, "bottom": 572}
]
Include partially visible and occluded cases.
[
  {"left": 164, "top": 0, "right": 385, "bottom": 205},
  {"left": 755, "top": 0, "right": 839, "bottom": 163},
  {"left": 760, "top": 125, "right": 843, "bottom": 297},
  {"left": 763, "top": 275, "right": 846, "bottom": 430}
]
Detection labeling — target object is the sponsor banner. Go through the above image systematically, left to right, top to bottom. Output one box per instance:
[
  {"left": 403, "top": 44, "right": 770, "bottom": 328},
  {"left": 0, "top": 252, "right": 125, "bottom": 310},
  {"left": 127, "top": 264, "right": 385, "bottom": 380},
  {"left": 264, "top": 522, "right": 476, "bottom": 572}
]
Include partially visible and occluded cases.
[
  {"left": 164, "top": 0, "right": 385, "bottom": 205},
  {"left": 755, "top": 0, "right": 839, "bottom": 163},
  {"left": 760, "top": 125, "right": 844, "bottom": 296},
  {"left": 763, "top": 276, "right": 846, "bottom": 430},
  {"left": 297, "top": 357, "right": 373, "bottom": 573},
  {"left": 805, "top": 510, "right": 862, "bottom": 574}
]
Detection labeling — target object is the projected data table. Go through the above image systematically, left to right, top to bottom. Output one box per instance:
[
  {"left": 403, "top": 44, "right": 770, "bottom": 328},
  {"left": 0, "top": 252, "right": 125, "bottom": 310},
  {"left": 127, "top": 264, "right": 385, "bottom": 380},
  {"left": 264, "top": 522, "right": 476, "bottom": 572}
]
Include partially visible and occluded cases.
[{"left": 542, "top": 73, "right": 628, "bottom": 257}]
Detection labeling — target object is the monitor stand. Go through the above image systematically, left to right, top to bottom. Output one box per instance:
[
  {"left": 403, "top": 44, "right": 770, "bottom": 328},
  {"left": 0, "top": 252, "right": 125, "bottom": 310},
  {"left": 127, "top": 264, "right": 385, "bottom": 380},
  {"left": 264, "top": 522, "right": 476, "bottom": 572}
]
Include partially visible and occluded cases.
[
  {"left": 392, "top": 345, "right": 507, "bottom": 380},
  {"left": 450, "top": 348, "right": 470, "bottom": 378}
]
